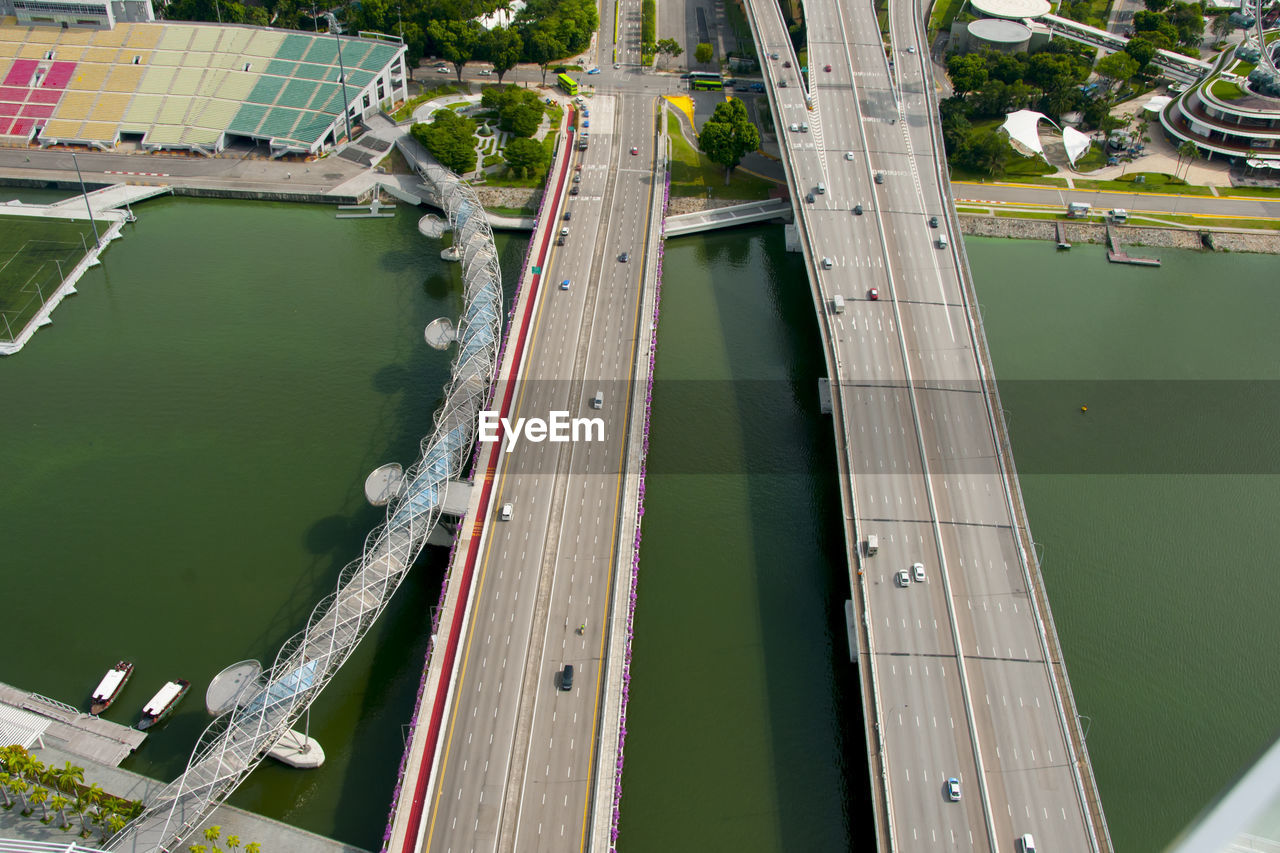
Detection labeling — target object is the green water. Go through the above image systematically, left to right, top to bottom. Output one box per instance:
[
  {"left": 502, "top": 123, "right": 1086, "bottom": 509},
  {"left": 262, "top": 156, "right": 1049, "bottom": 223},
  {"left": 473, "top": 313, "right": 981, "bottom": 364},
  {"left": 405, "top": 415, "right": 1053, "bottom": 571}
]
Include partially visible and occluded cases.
[
  {"left": 4, "top": 190, "right": 1276, "bottom": 853},
  {"left": 0, "top": 195, "right": 526, "bottom": 845},
  {"left": 619, "top": 229, "right": 862, "bottom": 851},
  {"left": 967, "top": 239, "right": 1280, "bottom": 853}
]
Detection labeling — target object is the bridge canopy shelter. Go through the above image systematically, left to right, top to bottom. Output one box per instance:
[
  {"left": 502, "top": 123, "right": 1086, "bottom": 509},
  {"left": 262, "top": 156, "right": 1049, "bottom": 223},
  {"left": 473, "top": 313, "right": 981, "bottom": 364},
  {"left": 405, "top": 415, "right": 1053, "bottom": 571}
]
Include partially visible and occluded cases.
[{"left": 0, "top": 703, "right": 51, "bottom": 750}]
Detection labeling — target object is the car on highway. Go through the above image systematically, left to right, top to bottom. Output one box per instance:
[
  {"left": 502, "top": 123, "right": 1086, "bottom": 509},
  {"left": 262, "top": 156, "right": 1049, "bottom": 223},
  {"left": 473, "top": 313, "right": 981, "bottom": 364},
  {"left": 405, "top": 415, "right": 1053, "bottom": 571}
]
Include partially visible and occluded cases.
[
  {"left": 907, "top": 45, "right": 916, "bottom": 53},
  {"left": 770, "top": 52, "right": 779, "bottom": 59},
  {"left": 783, "top": 60, "right": 791, "bottom": 68},
  {"left": 614, "top": 62, "right": 620, "bottom": 69},
  {"left": 824, "top": 64, "right": 832, "bottom": 71},
  {"left": 436, "top": 66, "right": 450, "bottom": 73},
  {"left": 587, "top": 67, "right": 601, "bottom": 74},
  {"left": 478, "top": 68, "right": 492, "bottom": 76},
  {"left": 779, "top": 79, "right": 788, "bottom": 87},
  {"left": 750, "top": 82, "right": 765, "bottom": 92},
  {"left": 789, "top": 123, "right": 799, "bottom": 132},
  {"left": 800, "top": 123, "right": 809, "bottom": 133},
  {"left": 631, "top": 146, "right": 639, "bottom": 154},
  {"left": 845, "top": 151, "right": 855, "bottom": 161},
  {"left": 874, "top": 172, "right": 884, "bottom": 184},
  {"left": 573, "top": 173, "right": 582, "bottom": 183},
  {"left": 570, "top": 186, "right": 580, "bottom": 195},
  {"left": 805, "top": 193, "right": 814, "bottom": 203},
  {"left": 853, "top": 203, "right": 863, "bottom": 215},
  {"left": 564, "top": 211, "right": 572, "bottom": 220},
  {"left": 930, "top": 215, "right": 939, "bottom": 228},
  {"left": 560, "top": 227, "right": 569, "bottom": 237},
  {"left": 557, "top": 236, "right": 565, "bottom": 245},
  {"left": 618, "top": 252, "right": 630, "bottom": 262},
  {"left": 822, "top": 257, "right": 832, "bottom": 269},
  {"left": 560, "top": 279, "right": 571, "bottom": 290},
  {"left": 868, "top": 287, "right": 879, "bottom": 300},
  {"left": 500, "top": 502, "right": 513, "bottom": 521},
  {"left": 912, "top": 562, "right": 926, "bottom": 582},
  {"left": 895, "top": 568, "right": 910, "bottom": 587},
  {"left": 559, "top": 664, "right": 574, "bottom": 690},
  {"left": 946, "top": 778, "right": 961, "bottom": 801},
  {"left": 1018, "top": 834, "right": 1037, "bottom": 853}
]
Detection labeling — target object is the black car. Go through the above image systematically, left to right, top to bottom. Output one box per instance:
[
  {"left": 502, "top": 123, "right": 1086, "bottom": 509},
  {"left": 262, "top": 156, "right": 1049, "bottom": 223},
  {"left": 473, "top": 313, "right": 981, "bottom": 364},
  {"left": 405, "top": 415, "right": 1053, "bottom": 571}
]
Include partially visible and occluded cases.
[
  {"left": 570, "top": 186, "right": 580, "bottom": 195},
  {"left": 853, "top": 203, "right": 863, "bottom": 215},
  {"left": 564, "top": 211, "right": 572, "bottom": 221},
  {"left": 929, "top": 216, "right": 938, "bottom": 228},
  {"left": 557, "top": 236, "right": 565, "bottom": 246},
  {"left": 618, "top": 252, "right": 630, "bottom": 262},
  {"left": 560, "top": 664, "right": 574, "bottom": 690}
]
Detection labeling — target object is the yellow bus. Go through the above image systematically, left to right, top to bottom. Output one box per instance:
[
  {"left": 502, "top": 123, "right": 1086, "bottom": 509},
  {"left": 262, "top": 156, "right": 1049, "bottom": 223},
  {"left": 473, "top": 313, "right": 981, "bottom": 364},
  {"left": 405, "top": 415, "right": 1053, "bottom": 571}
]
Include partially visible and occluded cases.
[{"left": 557, "top": 73, "right": 579, "bottom": 95}]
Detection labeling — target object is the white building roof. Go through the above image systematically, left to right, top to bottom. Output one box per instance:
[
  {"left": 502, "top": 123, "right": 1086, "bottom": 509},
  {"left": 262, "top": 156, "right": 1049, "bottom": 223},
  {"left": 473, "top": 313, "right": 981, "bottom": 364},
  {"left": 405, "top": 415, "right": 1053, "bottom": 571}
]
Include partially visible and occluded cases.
[
  {"left": 970, "top": 0, "right": 1052, "bottom": 19},
  {"left": 0, "top": 704, "right": 51, "bottom": 751}
]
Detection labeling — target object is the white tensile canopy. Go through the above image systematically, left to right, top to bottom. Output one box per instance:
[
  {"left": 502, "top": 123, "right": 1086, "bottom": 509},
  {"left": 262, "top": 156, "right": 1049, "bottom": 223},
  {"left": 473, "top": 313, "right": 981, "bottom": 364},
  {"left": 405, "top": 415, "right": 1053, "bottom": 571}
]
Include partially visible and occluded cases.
[
  {"left": 1000, "top": 109, "right": 1051, "bottom": 157},
  {"left": 1062, "top": 125, "right": 1092, "bottom": 167}
]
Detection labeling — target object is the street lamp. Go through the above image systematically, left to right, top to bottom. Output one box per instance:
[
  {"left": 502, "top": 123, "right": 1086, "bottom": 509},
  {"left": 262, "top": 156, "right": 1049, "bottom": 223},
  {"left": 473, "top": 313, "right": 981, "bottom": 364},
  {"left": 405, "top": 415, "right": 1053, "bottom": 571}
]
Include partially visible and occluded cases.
[
  {"left": 324, "top": 12, "right": 355, "bottom": 145},
  {"left": 71, "top": 153, "right": 101, "bottom": 248}
]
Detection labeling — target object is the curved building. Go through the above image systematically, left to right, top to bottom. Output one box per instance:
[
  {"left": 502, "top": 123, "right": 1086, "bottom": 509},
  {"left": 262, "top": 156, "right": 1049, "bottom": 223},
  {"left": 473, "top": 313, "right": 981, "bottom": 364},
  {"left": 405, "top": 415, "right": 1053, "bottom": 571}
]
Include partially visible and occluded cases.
[
  {"left": 968, "top": 0, "right": 1051, "bottom": 20},
  {"left": 968, "top": 18, "right": 1033, "bottom": 52},
  {"left": 1161, "top": 35, "right": 1280, "bottom": 162}
]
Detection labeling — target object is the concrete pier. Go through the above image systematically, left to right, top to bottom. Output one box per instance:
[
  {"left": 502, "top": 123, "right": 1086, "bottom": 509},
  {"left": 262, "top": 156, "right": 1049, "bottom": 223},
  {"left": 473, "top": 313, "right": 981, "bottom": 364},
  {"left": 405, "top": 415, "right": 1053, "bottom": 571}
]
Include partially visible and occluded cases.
[{"left": 0, "top": 681, "right": 145, "bottom": 767}]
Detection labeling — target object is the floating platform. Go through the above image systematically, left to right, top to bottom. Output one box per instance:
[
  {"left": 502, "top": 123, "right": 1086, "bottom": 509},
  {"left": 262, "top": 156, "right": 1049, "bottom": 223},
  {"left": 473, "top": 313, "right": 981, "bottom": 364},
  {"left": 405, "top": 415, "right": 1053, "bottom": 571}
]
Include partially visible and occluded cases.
[
  {"left": 1054, "top": 220, "right": 1071, "bottom": 249},
  {"left": 1105, "top": 224, "right": 1160, "bottom": 266},
  {"left": 206, "top": 660, "right": 263, "bottom": 716},
  {"left": 0, "top": 681, "right": 145, "bottom": 766},
  {"left": 267, "top": 728, "right": 325, "bottom": 768}
]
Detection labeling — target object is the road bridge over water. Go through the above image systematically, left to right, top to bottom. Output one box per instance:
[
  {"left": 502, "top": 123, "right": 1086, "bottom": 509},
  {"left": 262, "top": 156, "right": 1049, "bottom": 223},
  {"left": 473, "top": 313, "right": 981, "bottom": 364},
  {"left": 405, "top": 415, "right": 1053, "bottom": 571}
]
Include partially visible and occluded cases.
[{"left": 738, "top": 0, "right": 1113, "bottom": 849}]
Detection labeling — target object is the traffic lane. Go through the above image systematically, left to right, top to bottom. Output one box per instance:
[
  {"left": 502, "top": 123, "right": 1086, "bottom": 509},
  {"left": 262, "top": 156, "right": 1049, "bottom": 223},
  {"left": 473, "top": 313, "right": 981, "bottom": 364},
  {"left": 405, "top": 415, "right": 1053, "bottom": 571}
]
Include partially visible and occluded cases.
[{"left": 952, "top": 181, "right": 1280, "bottom": 218}]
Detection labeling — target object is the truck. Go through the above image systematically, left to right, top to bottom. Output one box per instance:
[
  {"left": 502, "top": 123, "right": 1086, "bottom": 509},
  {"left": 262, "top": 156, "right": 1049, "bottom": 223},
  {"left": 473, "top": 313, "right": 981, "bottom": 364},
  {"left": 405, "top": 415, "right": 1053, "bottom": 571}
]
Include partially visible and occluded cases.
[
  {"left": 577, "top": 132, "right": 589, "bottom": 151},
  {"left": 1067, "top": 201, "right": 1091, "bottom": 218},
  {"left": 1109, "top": 208, "right": 1128, "bottom": 223},
  {"left": 831, "top": 294, "right": 845, "bottom": 313},
  {"left": 864, "top": 534, "right": 878, "bottom": 556}
]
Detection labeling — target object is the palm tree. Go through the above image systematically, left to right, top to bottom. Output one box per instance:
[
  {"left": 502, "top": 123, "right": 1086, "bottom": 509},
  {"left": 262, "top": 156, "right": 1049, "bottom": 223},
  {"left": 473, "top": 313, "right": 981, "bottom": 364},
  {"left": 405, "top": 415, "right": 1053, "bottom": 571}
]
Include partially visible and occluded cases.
[
  {"left": 1178, "top": 139, "right": 1201, "bottom": 180},
  {"left": 54, "top": 762, "right": 85, "bottom": 796},
  {"left": 0, "top": 771, "right": 14, "bottom": 808},
  {"left": 10, "top": 776, "right": 30, "bottom": 815},
  {"left": 76, "top": 784, "right": 103, "bottom": 836},
  {"left": 31, "top": 785, "right": 50, "bottom": 822},
  {"left": 49, "top": 793, "right": 71, "bottom": 829},
  {"left": 100, "top": 808, "right": 127, "bottom": 842},
  {"left": 204, "top": 825, "right": 222, "bottom": 848},
  {"left": 225, "top": 834, "right": 241, "bottom": 852},
  {"left": 245, "top": 843, "right": 261, "bottom": 853},
  {"left": 188, "top": 845, "right": 209, "bottom": 853}
]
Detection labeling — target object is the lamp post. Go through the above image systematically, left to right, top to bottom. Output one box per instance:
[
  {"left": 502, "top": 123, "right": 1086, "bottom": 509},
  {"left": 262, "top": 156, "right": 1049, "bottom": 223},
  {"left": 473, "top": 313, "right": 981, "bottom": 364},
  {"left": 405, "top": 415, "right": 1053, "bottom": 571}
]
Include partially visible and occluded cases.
[
  {"left": 325, "top": 12, "right": 354, "bottom": 145},
  {"left": 71, "top": 153, "right": 101, "bottom": 248}
]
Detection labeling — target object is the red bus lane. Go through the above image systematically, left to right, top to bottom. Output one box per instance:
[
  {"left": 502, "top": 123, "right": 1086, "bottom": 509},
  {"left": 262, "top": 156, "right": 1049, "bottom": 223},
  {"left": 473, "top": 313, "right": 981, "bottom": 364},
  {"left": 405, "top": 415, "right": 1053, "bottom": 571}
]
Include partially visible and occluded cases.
[{"left": 399, "top": 109, "right": 577, "bottom": 853}]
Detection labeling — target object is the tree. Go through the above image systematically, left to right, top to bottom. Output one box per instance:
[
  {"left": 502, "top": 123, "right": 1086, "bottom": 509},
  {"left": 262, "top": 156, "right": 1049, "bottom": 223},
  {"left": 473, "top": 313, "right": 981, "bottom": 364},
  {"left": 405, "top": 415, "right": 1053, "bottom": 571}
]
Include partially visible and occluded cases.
[
  {"left": 1142, "top": 0, "right": 1170, "bottom": 11},
  {"left": 1168, "top": 3, "right": 1205, "bottom": 46},
  {"left": 427, "top": 19, "right": 482, "bottom": 82},
  {"left": 481, "top": 26, "right": 523, "bottom": 83},
  {"left": 526, "top": 28, "right": 566, "bottom": 84},
  {"left": 655, "top": 37, "right": 683, "bottom": 68},
  {"left": 1125, "top": 37, "right": 1157, "bottom": 69},
  {"left": 694, "top": 42, "right": 714, "bottom": 65},
  {"left": 1095, "top": 51, "right": 1139, "bottom": 92},
  {"left": 946, "top": 53, "right": 989, "bottom": 98},
  {"left": 697, "top": 97, "right": 760, "bottom": 180},
  {"left": 503, "top": 102, "right": 542, "bottom": 137},
  {"left": 411, "top": 109, "right": 478, "bottom": 174},
  {"left": 959, "top": 128, "right": 1011, "bottom": 175},
  {"left": 502, "top": 136, "right": 547, "bottom": 177},
  {"left": 1177, "top": 139, "right": 1200, "bottom": 179},
  {"left": 53, "top": 762, "right": 84, "bottom": 796},
  {"left": 0, "top": 773, "right": 12, "bottom": 809},
  {"left": 10, "top": 776, "right": 30, "bottom": 815},
  {"left": 31, "top": 785, "right": 50, "bottom": 822},
  {"left": 49, "top": 793, "right": 71, "bottom": 829},
  {"left": 204, "top": 825, "right": 222, "bottom": 848},
  {"left": 225, "top": 833, "right": 242, "bottom": 851},
  {"left": 245, "top": 843, "right": 262, "bottom": 853}
]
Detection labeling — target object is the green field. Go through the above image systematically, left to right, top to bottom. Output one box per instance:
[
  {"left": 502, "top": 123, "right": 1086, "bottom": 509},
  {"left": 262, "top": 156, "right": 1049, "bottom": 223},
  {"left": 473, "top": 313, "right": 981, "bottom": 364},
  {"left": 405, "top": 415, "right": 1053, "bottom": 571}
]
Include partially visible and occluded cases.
[{"left": 0, "top": 215, "right": 97, "bottom": 341}]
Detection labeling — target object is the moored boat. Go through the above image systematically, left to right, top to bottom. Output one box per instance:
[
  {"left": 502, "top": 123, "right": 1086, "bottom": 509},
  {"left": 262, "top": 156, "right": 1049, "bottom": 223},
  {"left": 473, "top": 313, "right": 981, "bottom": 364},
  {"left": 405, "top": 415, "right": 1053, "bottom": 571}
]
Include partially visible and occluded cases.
[
  {"left": 89, "top": 661, "right": 134, "bottom": 716},
  {"left": 137, "top": 679, "right": 190, "bottom": 731}
]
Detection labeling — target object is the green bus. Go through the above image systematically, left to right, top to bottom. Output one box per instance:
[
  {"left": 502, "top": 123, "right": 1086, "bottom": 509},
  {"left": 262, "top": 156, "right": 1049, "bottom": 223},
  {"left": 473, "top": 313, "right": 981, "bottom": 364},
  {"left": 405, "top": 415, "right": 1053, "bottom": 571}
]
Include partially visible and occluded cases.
[
  {"left": 689, "top": 72, "right": 723, "bottom": 91},
  {"left": 557, "top": 73, "right": 579, "bottom": 95}
]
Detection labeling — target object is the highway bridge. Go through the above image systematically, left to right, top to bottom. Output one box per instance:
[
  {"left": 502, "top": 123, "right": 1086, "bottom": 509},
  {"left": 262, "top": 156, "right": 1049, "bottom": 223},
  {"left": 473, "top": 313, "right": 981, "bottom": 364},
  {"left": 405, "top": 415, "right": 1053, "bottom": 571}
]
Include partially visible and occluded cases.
[
  {"left": 738, "top": 0, "right": 1113, "bottom": 849},
  {"left": 1042, "top": 13, "right": 1213, "bottom": 84}
]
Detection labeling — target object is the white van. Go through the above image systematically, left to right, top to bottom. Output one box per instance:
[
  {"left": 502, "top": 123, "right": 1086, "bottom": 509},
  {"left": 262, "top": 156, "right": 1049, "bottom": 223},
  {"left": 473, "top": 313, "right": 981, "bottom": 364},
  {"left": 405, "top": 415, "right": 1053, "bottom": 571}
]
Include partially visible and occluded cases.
[
  {"left": 816, "top": 182, "right": 826, "bottom": 194},
  {"left": 936, "top": 233, "right": 948, "bottom": 249},
  {"left": 822, "top": 257, "right": 833, "bottom": 269},
  {"left": 831, "top": 294, "right": 845, "bottom": 313},
  {"left": 591, "top": 390, "right": 603, "bottom": 409},
  {"left": 499, "top": 502, "right": 513, "bottom": 521},
  {"left": 865, "top": 534, "right": 878, "bottom": 555},
  {"left": 1018, "top": 835, "right": 1036, "bottom": 853}
]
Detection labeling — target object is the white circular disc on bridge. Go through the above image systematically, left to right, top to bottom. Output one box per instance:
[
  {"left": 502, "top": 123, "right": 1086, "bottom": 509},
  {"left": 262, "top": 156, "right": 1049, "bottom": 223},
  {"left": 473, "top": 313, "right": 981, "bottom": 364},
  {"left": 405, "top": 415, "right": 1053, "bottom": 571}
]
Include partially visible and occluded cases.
[
  {"left": 969, "top": 0, "right": 1050, "bottom": 19},
  {"left": 418, "top": 213, "right": 448, "bottom": 238},
  {"left": 425, "top": 317, "right": 457, "bottom": 350},
  {"left": 365, "top": 463, "right": 405, "bottom": 506},
  {"left": 206, "top": 660, "right": 263, "bottom": 716}
]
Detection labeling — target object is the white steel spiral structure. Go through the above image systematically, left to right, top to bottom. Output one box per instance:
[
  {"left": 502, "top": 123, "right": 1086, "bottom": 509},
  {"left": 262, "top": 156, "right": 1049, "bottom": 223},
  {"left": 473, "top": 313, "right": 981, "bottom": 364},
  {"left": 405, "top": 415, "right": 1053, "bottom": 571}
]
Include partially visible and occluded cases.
[{"left": 107, "top": 166, "right": 505, "bottom": 853}]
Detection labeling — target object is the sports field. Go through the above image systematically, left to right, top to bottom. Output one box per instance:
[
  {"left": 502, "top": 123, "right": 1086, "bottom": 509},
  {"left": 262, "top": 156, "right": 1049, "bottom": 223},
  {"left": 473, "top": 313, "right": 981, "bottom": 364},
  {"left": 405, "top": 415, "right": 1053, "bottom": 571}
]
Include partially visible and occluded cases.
[{"left": 0, "top": 215, "right": 98, "bottom": 341}]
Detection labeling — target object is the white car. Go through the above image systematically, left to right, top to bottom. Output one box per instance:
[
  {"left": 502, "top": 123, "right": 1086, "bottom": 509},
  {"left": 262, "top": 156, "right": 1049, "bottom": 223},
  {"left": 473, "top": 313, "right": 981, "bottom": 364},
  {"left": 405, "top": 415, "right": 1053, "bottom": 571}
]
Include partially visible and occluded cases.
[
  {"left": 907, "top": 45, "right": 916, "bottom": 54},
  {"left": 436, "top": 66, "right": 450, "bottom": 74},
  {"left": 477, "top": 69, "right": 492, "bottom": 76},
  {"left": 789, "top": 123, "right": 800, "bottom": 132},
  {"left": 799, "top": 123, "right": 809, "bottom": 133},
  {"left": 845, "top": 151, "right": 855, "bottom": 161},
  {"left": 499, "top": 503, "right": 513, "bottom": 521},
  {"left": 912, "top": 562, "right": 926, "bottom": 582},
  {"left": 895, "top": 569, "right": 910, "bottom": 587}
]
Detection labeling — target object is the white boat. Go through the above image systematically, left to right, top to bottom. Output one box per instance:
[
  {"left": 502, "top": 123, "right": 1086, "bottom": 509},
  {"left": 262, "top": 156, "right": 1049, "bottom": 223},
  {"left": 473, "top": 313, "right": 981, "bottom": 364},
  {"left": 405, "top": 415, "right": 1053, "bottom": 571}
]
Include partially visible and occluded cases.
[
  {"left": 90, "top": 661, "right": 134, "bottom": 716},
  {"left": 137, "top": 679, "right": 189, "bottom": 731}
]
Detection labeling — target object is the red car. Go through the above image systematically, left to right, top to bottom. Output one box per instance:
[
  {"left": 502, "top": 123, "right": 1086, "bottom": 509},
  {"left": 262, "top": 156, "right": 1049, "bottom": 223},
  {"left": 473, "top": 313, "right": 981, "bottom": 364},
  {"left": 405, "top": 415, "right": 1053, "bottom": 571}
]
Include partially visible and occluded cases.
[
  {"left": 824, "top": 64, "right": 832, "bottom": 72},
  {"left": 631, "top": 146, "right": 639, "bottom": 155},
  {"left": 869, "top": 288, "right": 879, "bottom": 301}
]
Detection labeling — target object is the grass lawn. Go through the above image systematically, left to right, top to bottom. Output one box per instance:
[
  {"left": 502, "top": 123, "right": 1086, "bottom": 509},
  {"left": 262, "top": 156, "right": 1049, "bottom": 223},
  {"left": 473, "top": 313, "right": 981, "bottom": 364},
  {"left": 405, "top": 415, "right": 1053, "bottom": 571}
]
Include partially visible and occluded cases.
[
  {"left": 725, "top": 0, "right": 755, "bottom": 53},
  {"left": 929, "top": 0, "right": 966, "bottom": 36},
  {"left": 1211, "top": 79, "right": 1246, "bottom": 100},
  {"left": 392, "top": 83, "right": 470, "bottom": 122},
  {"left": 665, "top": 110, "right": 775, "bottom": 201},
  {"left": 375, "top": 146, "right": 414, "bottom": 175},
  {"left": 1072, "top": 146, "right": 1108, "bottom": 172},
  {"left": 1072, "top": 173, "right": 1215, "bottom": 195},
  {"left": 1219, "top": 186, "right": 1280, "bottom": 199},
  {"left": 485, "top": 204, "right": 536, "bottom": 218},
  {"left": 993, "top": 210, "right": 1070, "bottom": 221},
  {"left": 1136, "top": 213, "right": 1280, "bottom": 231},
  {"left": 0, "top": 215, "right": 96, "bottom": 339}
]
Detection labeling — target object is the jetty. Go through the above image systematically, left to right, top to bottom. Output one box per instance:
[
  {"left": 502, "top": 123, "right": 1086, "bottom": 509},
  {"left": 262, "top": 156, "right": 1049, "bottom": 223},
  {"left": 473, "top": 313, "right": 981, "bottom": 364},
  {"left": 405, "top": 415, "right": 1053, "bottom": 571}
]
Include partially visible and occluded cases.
[
  {"left": 1055, "top": 220, "right": 1071, "bottom": 249},
  {"left": 1106, "top": 224, "right": 1161, "bottom": 266},
  {"left": 0, "top": 681, "right": 145, "bottom": 766}
]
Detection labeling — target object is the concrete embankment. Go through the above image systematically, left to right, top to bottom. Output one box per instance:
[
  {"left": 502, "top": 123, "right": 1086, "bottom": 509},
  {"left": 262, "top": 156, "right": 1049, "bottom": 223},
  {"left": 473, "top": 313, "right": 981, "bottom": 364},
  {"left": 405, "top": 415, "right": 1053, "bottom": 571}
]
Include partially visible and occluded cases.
[{"left": 959, "top": 215, "right": 1280, "bottom": 254}]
